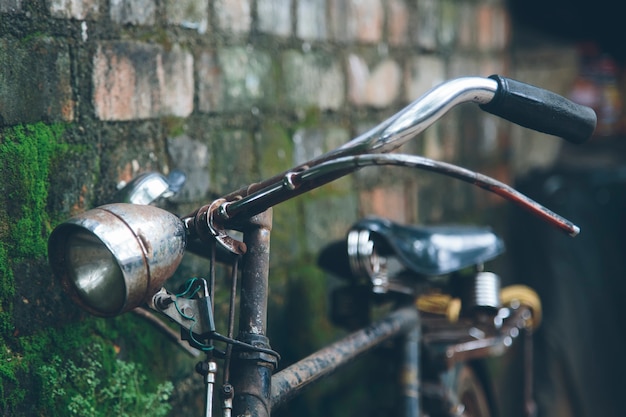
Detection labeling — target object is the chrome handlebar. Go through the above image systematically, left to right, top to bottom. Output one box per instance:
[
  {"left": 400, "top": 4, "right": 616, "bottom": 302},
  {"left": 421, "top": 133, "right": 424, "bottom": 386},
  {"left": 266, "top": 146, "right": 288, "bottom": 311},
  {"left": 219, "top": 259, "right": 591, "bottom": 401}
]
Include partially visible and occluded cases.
[{"left": 182, "top": 76, "right": 594, "bottom": 251}]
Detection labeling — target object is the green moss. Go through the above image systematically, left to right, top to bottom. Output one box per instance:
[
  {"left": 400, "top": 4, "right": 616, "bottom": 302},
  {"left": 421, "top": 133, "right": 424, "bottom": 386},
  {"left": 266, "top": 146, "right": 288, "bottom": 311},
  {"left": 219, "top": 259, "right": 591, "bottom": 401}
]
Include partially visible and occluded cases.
[
  {"left": 136, "top": 29, "right": 173, "bottom": 51},
  {"left": 18, "top": 31, "right": 47, "bottom": 45},
  {"left": 297, "top": 106, "right": 323, "bottom": 129},
  {"left": 162, "top": 116, "right": 186, "bottom": 138},
  {"left": 0, "top": 122, "right": 66, "bottom": 259},
  {"left": 0, "top": 122, "right": 185, "bottom": 415},
  {"left": 2, "top": 122, "right": 60, "bottom": 312},
  {"left": 0, "top": 123, "right": 67, "bottom": 414},
  {"left": 0, "top": 123, "right": 66, "bottom": 354},
  {"left": 0, "top": 245, "right": 14, "bottom": 305},
  {"left": 0, "top": 312, "right": 178, "bottom": 415},
  {"left": 34, "top": 324, "right": 174, "bottom": 417},
  {"left": 40, "top": 348, "right": 173, "bottom": 417}
]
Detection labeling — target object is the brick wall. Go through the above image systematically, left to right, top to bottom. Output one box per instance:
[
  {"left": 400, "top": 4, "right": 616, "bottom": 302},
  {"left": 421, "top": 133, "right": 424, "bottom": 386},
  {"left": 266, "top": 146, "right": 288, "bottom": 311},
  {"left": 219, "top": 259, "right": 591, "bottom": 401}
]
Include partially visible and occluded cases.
[
  {"left": 1, "top": 0, "right": 516, "bottom": 224},
  {"left": 0, "top": 1, "right": 570, "bottom": 415}
]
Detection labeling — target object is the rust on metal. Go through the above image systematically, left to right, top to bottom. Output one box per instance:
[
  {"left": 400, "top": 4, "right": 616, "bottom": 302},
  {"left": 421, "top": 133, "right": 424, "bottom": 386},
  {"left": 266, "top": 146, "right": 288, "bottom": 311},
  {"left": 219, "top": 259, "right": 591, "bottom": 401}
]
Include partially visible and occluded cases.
[{"left": 270, "top": 307, "right": 419, "bottom": 410}]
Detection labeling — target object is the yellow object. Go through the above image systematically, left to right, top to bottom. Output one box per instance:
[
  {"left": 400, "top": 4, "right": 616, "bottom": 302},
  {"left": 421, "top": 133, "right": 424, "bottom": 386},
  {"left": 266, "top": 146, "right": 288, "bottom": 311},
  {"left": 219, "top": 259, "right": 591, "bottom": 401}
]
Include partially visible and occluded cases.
[
  {"left": 416, "top": 284, "right": 542, "bottom": 329},
  {"left": 500, "top": 285, "right": 542, "bottom": 330},
  {"left": 415, "top": 293, "right": 462, "bottom": 322}
]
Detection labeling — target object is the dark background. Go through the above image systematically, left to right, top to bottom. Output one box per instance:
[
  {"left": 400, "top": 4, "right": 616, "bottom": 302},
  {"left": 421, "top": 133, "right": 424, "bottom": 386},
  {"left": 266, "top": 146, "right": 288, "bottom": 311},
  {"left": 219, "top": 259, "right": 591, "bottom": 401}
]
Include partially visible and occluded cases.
[
  {"left": 508, "top": 0, "right": 626, "bottom": 64},
  {"left": 508, "top": 1, "right": 625, "bottom": 416}
]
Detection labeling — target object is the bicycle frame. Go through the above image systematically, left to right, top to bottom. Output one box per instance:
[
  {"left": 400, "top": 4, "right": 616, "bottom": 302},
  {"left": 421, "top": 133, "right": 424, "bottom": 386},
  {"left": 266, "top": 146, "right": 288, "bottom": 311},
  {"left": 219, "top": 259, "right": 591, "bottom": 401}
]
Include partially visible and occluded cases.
[
  {"left": 47, "top": 75, "right": 596, "bottom": 417},
  {"left": 223, "top": 209, "right": 421, "bottom": 417},
  {"left": 194, "top": 210, "right": 537, "bottom": 417}
]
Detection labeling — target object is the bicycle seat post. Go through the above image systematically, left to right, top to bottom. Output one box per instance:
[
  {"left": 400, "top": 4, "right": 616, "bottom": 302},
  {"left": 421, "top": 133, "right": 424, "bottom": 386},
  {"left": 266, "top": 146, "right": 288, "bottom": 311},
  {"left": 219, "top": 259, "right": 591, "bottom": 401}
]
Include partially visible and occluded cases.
[{"left": 230, "top": 208, "right": 277, "bottom": 417}]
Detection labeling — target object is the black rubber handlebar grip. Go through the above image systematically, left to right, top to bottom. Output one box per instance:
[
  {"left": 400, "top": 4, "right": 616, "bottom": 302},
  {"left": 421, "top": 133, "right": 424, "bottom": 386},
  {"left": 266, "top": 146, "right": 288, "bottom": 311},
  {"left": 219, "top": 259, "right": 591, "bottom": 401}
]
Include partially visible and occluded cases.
[{"left": 480, "top": 75, "right": 597, "bottom": 144}]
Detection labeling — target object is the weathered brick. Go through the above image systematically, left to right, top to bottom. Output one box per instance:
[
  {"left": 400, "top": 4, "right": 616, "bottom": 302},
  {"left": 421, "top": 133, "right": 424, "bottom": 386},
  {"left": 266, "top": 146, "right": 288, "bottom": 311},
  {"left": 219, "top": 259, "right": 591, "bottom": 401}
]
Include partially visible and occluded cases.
[
  {"left": 0, "top": 0, "right": 22, "bottom": 13},
  {"left": 48, "top": 0, "right": 99, "bottom": 19},
  {"left": 110, "top": 0, "right": 156, "bottom": 25},
  {"left": 165, "top": 0, "right": 208, "bottom": 33},
  {"left": 214, "top": 0, "right": 252, "bottom": 33},
  {"left": 257, "top": 0, "right": 292, "bottom": 37},
  {"left": 297, "top": 0, "right": 328, "bottom": 41},
  {"left": 328, "top": 0, "right": 351, "bottom": 42},
  {"left": 329, "top": 0, "right": 383, "bottom": 43},
  {"left": 353, "top": 0, "right": 384, "bottom": 43},
  {"left": 387, "top": 0, "right": 409, "bottom": 46},
  {"left": 414, "top": 0, "right": 439, "bottom": 51},
  {"left": 438, "top": 0, "right": 459, "bottom": 49},
  {"left": 456, "top": 2, "right": 476, "bottom": 51},
  {"left": 476, "top": 4, "right": 510, "bottom": 52},
  {"left": 476, "top": 4, "right": 494, "bottom": 50},
  {"left": 0, "top": 36, "right": 74, "bottom": 126},
  {"left": 93, "top": 42, "right": 193, "bottom": 121},
  {"left": 160, "top": 46, "right": 195, "bottom": 115},
  {"left": 198, "top": 47, "right": 275, "bottom": 113},
  {"left": 197, "top": 51, "right": 220, "bottom": 113},
  {"left": 282, "top": 51, "right": 344, "bottom": 110},
  {"left": 347, "top": 54, "right": 402, "bottom": 108},
  {"left": 404, "top": 54, "right": 446, "bottom": 102},
  {"left": 449, "top": 54, "right": 506, "bottom": 78},
  {"left": 448, "top": 55, "right": 481, "bottom": 78},
  {"left": 256, "top": 121, "right": 300, "bottom": 264},
  {"left": 258, "top": 121, "right": 293, "bottom": 176},
  {"left": 95, "top": 122, "right": 172, "bottom": 203},
  {"left": 421, "top": 123, "right": 446, "bottom": 160},
  {"left": 292, "top": 126, "right": 350, "bottom": 165},
  {"left": 210, "top": 129, "right": 256, "bottom": 193},
  {"left": 167, "top": 134, "right": 211, "bottom": 202},
  {"left": 359, "top": 186, "right": 415, "bottom": 223},
  {"left": 303, "top": 194, "right": 358, "bottom": 253}
]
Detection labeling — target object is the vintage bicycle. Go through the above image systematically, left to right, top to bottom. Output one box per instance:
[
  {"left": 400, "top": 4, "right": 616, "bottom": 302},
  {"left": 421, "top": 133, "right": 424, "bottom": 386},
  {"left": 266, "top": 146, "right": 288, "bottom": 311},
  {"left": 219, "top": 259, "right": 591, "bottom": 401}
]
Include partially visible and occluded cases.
[{"left": 47, "top": 75, "right": 596, "bottom": 417}]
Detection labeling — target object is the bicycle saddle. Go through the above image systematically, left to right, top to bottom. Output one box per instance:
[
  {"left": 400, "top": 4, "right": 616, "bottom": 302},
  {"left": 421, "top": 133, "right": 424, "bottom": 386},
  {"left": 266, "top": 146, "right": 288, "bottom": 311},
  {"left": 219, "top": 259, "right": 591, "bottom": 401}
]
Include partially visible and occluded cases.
[{"left": 319, "top": 217, "right": 504, "bottom": 280}]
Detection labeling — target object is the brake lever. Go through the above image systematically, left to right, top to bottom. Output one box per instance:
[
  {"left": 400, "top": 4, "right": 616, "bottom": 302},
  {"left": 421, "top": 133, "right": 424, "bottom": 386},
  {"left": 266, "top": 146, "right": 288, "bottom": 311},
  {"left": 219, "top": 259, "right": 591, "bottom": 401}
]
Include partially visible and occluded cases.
[
  {"left": 220, "top": 153, "right": 579, "bottom": 237},
  {"left": 293, "top": 154, "right": 581, "bottom": 236}
]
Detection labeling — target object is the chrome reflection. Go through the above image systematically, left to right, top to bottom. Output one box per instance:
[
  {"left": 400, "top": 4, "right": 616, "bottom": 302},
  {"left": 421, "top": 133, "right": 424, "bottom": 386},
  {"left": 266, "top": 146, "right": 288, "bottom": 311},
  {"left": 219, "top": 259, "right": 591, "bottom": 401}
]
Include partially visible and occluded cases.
[
  {"left": 48, "top": 203, "right": 187, "bottom": 317},
  {"left": 65, "top": 230, "right": 126, "bottom": 315}
]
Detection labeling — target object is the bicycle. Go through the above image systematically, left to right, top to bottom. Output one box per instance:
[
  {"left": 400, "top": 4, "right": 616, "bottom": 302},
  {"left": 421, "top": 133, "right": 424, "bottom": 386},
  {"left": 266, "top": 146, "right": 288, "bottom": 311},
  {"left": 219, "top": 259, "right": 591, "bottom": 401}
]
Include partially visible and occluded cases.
[{"left": 47, "top": 75, "right": 596, "bottom": 417}]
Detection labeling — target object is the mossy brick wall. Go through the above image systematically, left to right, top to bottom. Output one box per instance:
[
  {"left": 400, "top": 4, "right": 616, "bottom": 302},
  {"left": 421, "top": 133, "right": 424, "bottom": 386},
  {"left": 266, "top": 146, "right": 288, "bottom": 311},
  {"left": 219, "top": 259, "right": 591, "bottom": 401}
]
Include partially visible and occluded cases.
[{"left": 0, "top": 1, "right": 579, "bottom": 416}]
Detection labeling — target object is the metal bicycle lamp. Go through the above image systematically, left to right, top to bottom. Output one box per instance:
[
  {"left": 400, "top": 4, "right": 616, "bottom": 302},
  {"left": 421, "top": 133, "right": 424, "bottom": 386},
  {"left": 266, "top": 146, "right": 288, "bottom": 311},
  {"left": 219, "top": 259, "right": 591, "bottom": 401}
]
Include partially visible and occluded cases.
[{"left": 48, "top": 203, "right": 186, "bottom": 317}]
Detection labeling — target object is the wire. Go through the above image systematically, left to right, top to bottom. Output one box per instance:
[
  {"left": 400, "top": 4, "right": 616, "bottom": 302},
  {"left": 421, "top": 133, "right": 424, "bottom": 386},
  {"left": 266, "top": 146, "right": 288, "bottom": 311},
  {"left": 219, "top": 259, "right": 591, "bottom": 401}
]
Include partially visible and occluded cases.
[
  {"left": 172, "top": 277, "right": 281, "bottom": 361},
  {"left": 176, "top": 277, "right": 203, "bottom": 299},
  {"left": 174, "top": 278, "right": 214, "bottom": 352},
  {"left": 212, "top": 332, "right": 281, "bottom": 362}
]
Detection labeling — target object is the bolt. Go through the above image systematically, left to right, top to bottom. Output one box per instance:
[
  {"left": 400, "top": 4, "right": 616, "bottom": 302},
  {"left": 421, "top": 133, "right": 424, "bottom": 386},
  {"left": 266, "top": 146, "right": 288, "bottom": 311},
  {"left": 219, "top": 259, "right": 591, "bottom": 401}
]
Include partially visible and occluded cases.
[
  {"left": 154, "top": 295, "right": 174, "bottom": 310},
  {"left": 181, "top": 305, "right": 194, "bottom": 318},
  {"left": 222, "top": 383, "right": 234, "bottom": 399}
]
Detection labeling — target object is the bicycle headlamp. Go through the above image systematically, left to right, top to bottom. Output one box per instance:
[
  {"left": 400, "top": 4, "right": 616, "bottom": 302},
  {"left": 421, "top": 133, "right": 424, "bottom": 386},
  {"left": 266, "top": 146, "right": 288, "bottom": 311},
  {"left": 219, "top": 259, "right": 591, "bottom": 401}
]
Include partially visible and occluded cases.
[{"left": 48, "top": 203, "right": 186, "bottom": 317}]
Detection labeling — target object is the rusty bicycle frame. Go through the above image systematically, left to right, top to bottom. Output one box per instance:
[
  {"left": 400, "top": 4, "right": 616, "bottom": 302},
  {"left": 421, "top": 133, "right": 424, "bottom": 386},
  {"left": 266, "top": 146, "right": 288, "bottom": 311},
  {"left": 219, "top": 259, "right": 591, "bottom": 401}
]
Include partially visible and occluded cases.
[
  {"left": 49, "top": 75, "right": 596, "bottom": 417},
  {"left": 168, "top": 76, "right": 594, "bottom": 417}
]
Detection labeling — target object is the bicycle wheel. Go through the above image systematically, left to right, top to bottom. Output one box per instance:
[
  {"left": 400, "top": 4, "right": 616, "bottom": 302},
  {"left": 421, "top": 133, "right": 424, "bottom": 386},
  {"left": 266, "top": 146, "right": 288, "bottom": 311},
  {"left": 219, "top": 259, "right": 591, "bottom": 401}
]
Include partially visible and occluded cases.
[{"left": 454, "top": 365, "right": 491, "bottom": 417}]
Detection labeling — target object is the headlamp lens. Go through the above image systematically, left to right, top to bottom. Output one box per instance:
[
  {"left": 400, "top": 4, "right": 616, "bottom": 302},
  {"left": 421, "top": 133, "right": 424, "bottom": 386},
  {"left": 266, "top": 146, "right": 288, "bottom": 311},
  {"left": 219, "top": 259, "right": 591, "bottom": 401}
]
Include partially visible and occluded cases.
[{"left": 65, "top": 230, "right": 126, "bottom": 315}]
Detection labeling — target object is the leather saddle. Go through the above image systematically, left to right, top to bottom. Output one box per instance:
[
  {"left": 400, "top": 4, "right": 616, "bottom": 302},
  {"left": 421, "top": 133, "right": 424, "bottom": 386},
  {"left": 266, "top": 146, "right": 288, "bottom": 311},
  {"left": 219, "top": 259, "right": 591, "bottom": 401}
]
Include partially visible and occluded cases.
[{"left": 319, "top": 216, "right": 504, "bottom": 280}]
